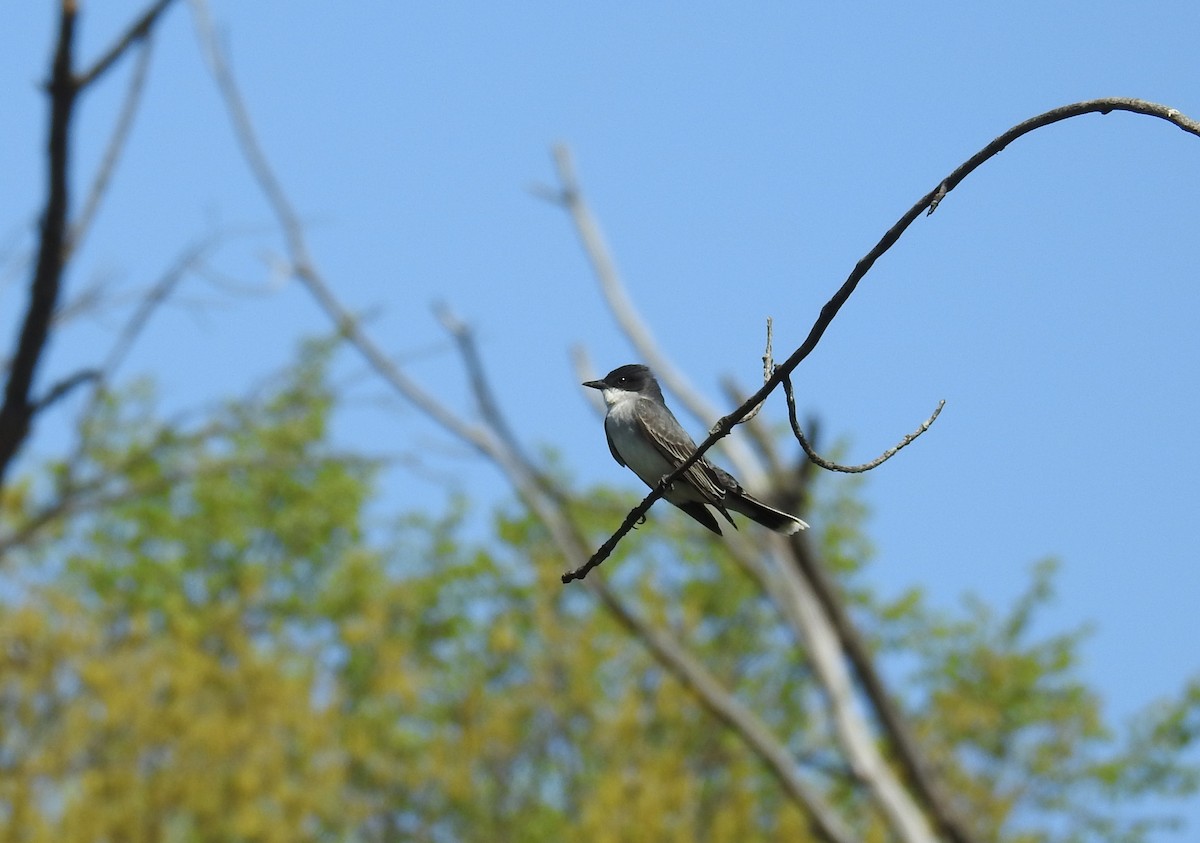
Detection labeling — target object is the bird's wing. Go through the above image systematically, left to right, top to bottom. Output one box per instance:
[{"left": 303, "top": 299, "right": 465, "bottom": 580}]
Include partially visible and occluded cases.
[
  {"left": 633, "top": 400, "right": 728, "bottom": 504},
  {"left": 603, "top": 427, "right": 626, "bottom": 467},
  {"left": 677, "top": 501, "right": 724, "bottom": 535}
]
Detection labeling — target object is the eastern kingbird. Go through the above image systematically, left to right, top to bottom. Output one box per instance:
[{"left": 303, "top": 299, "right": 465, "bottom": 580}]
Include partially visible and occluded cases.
[{"left": 583, "top": 364, "right": 808, "bottom": 536}]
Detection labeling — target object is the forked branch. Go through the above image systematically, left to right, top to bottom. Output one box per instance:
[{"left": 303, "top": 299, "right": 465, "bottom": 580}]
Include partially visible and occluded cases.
[
  {"left": 0, "top": 0, "right": 180, "bottom": 500},
  {"left": 783, "top": 374, "right": 944, "bottom": 474}
]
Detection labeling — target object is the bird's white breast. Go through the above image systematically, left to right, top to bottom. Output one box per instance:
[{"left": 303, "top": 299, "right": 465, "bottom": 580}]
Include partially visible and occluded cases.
[{"left": 604, "top": 396, "right": 700, "bottom": 504}]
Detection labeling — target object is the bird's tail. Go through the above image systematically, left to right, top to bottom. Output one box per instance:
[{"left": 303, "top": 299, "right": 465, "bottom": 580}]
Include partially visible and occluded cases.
[{"left": 727, "top": 492, "right": 808, "bottom": 535}]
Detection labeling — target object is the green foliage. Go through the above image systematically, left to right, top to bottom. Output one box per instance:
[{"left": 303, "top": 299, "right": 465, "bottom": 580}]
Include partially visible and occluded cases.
[
  {"left": 0, "top": 348, "right": 1195, "bottom": 841},
  {"left": 895, "top": 558, "right": 1200, "bottom": 842}
]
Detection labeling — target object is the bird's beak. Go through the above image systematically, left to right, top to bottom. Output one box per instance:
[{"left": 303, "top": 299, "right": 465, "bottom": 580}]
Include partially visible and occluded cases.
[{"left": 582, "top": 380, "right": 606, "bottom": 390}]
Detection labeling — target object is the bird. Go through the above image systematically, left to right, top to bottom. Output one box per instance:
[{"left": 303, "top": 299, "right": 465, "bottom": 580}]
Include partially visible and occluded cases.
[{"left": 583, "top": 363, "right": 807, "bottom": 536}]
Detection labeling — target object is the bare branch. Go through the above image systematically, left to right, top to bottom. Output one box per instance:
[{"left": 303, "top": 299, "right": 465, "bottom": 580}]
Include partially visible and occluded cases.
[
  {"left": 0, "top": 0, "right": 183, "bottom": 498},
  {"left": 74, "top": 0, "right": 178, "bottom": 90},
  {"left": 190, "top": 1, "right": 498, "bottom": 458},
  {"left": 0, "top": 3, "right": 79, "bottom": 495},
  {"left": 191, "top": 3, "right": 307, "bottom": 269},
  {"left": 69, "top": 36, "right": 155, "bottom": 257},
  {"left": 569, "top": 97, "right": 1200, "bottom": 581},
  {"left": 925, "top": 99, "right": 1200, "bottom": 214},
  {"left": 99, "top": 236, "right": 216, "bottom": 378},
  {"left": 2, "top": 237, "right": 211, "bottom": 551},
  {"left": 435, "top": 303, "right": 568, "bottom": 504},
  {"left": 434, "top": 304, "right": 525, "bottom": 457},
  {"left": 737, "top": 316, "right": 774, "bottom": 425},
  {"left": 33, "top": 368, "right": 100, "bottom": 413},
  {"left": 784, "top": 375, "right": 944, "bottom": 473},
  {"left": 719, "top": 377, "right": 786, "bottom": 478},
  {"left": 784, "top": 532, "right": 978, "bottom": 843},
  {"left": 759, "top": 534, "right": 939, "bottom": 843}
]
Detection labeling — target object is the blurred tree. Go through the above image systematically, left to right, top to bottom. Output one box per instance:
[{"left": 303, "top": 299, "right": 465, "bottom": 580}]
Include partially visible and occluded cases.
[
  {"left": 3, "top": 5, "right": 1198, "bottom": 842},
  {"left": 0, "top": 347, "right": 1194, "bottom": 842}
]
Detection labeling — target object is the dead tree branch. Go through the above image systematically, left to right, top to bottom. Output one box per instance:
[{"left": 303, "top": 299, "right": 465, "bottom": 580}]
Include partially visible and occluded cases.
[
  {"left": 0, "top": 0, "right": 181, "bottom": 499},
  {"left": 74, "top": 0, "right": 177, "bottom": 91},
  {"left": 0, "top": 4, "right": 79, "bottom": 495},
  {"left": 196, "top": 15, "right": 859, "bottom": 838},
  {"left": 69, "top": 36, "right": 155, "bottom": 257},
  {"left": 567, "top": 97, "right": 1200, "bottom": 582},
  {"left": 98, "top": 236, "right": 217, "bottom": 378},
  {"left": 735, "top": 316, "right": 774, "bottom": 425},
  {"left": 33, "top": 369, "right": 101, "bottom": 414},
  {"left": 784, "top": 374, "right": 945, "bottom": 473},
  {"left": 785, "top": 530, "right": 976, "bottom": 843}
]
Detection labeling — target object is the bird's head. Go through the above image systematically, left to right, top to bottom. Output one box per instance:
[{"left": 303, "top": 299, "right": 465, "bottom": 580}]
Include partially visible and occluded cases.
[{"left": 583, "top": 363, "right": 663, "bottom": 407}]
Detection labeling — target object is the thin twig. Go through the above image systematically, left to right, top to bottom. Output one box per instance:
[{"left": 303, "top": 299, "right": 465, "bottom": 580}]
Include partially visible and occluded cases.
[
  {"left": 74, "top": 0, "right": 178, "bottom": 90},
  {"left": 69, "top": 36, "right": 155, "bottom": 257},
  {"left": 565, "top": 97, "right": 1200, "bottom": 582},
  {"left": 46, "top": 234, "right": 218, "bottom": 489},
  {"left": 100, "top": 237, "right": 216, "bottom": 377},
  {"left": 435, "top": 304, "right": 568, "bottom": 504},
  {"left": 434, "top": 305, "right": 524, "bottom": 456},
  {"left": 737, "top": 316, "right": 774, "bottom": 425},
  {"left": 33, "top": 369, "right": 100, "bottom": 413},
  {"left": 784, "top": 375, "right": 944, "bottom": 473},
  {"left": 720, "top": 377, "right": 786, "bottom": 479}
]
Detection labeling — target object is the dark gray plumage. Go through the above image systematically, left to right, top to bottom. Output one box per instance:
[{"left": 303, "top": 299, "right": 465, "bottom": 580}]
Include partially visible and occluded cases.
[{"left": 583, "top": 364, "right": 807, "bottom": 536}]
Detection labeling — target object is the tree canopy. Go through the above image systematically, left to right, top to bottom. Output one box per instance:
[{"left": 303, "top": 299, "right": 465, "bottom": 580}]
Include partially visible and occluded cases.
[{"left": 1, "top": 347, "right": 1195, "bottom": 842}]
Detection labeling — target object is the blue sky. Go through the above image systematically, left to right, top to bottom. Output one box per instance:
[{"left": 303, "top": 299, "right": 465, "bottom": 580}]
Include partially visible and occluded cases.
[{"left": 4, "top": 2, "right": 1200, "bottom": 836}]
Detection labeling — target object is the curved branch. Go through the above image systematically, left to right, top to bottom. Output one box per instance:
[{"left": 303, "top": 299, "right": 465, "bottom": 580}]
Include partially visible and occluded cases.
[
  {"left": 567, "top": 97, "right": 1200, "bottom": 581},
  {"left": 784, "top": 375, "right": 944, "bottom": 473}
]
